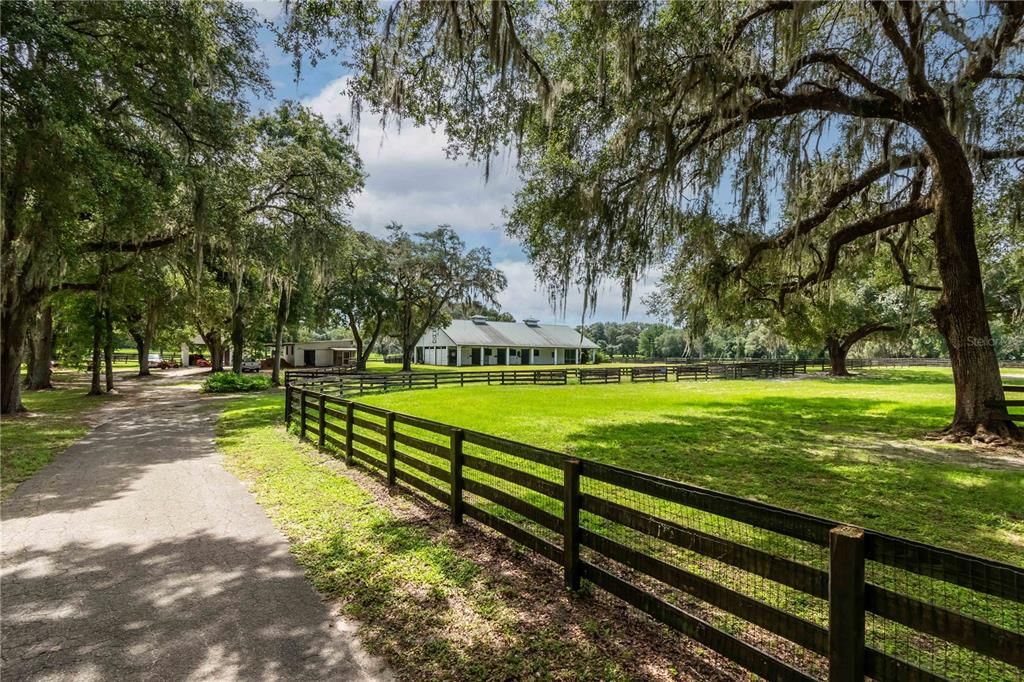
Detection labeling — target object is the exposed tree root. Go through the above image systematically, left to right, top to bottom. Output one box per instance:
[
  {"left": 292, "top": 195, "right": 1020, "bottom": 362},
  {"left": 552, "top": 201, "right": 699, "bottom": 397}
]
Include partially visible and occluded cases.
[{"left": 926, "top": 420, "right": 1024, "bottom": 447}]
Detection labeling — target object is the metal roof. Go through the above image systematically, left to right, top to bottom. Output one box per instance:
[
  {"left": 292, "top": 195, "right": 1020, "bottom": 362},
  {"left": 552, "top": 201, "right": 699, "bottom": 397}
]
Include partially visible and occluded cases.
[{"left": 420, "top": 319, "right": 599, "bottom": 349}]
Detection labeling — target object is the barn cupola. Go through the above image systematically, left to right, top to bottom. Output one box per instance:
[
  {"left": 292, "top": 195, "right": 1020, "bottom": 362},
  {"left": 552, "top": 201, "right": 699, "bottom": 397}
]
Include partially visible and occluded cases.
[
  {"left": 470, "top": 314, "right": 488, "bottom": 325},
  {"left": 524, "top": 318, "right": 540, "bottom": 327}
]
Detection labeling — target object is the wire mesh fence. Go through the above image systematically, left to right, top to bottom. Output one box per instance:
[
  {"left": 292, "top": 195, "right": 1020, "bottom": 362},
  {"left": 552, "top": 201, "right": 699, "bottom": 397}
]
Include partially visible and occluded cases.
[{"left": 284, "top": 382, "right": 1024, "bottom": 681}]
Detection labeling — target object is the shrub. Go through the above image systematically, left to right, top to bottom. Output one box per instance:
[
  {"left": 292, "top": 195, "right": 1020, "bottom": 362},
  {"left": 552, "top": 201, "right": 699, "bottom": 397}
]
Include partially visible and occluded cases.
[{"left": 201, "top": 372, "right": 273, "bottom": 393}]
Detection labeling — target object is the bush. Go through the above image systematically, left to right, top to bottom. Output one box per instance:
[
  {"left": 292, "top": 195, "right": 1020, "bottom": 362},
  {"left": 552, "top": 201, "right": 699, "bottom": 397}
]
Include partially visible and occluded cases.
[{"left": 201, "top": 372, "right": 273, "bottom": 393}]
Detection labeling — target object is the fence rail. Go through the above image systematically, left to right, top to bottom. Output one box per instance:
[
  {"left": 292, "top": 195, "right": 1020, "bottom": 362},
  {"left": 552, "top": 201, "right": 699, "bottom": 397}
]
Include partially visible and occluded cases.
[
  {"left": 285, "top": 359, "right": 809, "bottom": 397},
  {"left": 986, "top": 384, "right": 1024, "bottom": 424},
  {"left": 284, "top": 385, "right": 1024, "bottom": 681}
]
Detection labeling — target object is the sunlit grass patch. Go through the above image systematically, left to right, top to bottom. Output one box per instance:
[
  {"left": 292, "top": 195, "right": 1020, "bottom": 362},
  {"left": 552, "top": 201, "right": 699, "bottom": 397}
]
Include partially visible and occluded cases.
[
  {"left": 358, "top": 369, "right": 1024, "bottom": 565},
  {"left": 0, "top": 375, "right": 113, "bottom": 498},
  {"left": 215, "top": 393, "right": 684, "bottom": 681}
]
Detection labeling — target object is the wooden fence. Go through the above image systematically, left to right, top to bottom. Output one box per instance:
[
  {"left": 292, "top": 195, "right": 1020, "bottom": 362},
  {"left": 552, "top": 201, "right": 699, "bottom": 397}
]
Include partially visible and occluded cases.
[
  {"left": 585, "top": 356, "right": 1024, "bottom": 369},
  {"left": 285, "top": 359, "right": 807, "bottom": 397},
  {"left": 284, "top": 385, "right": 1024, "bottom": 681},
  {"left": 988, "top": 385, "right": 1024, "bottom": 426}
]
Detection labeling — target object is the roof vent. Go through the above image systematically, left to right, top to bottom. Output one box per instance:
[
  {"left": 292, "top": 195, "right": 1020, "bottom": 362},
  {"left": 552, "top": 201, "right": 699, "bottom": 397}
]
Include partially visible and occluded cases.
[
  {"left": 470, "top": 315, "right": 488, "bottom": 325},
  {"left": 524, "top": 318, "right": 540, "bottom": 327}
]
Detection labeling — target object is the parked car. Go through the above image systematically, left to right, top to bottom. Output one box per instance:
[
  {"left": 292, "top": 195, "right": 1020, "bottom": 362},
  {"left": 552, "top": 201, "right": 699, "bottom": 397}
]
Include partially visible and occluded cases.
[
  {"left": 147, "top": 353, "right": 164, "bottom": 368},
  {"left": 193, "top": 357, "right": 211, "bottom": 368},
  {"left": 240, "top": 358, "right": 261, "bottom": 373}
]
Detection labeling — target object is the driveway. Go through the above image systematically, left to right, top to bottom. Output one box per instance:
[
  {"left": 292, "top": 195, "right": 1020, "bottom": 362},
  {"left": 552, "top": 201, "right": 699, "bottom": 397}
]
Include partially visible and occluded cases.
[{"left": 1, "top": 373, "right": 391, "bottom": 681}]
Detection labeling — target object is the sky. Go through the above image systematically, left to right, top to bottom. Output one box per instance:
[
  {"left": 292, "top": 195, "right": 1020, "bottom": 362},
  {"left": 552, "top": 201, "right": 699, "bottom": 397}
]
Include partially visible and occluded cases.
[{"left": 245, "top": 1, "right": 660, "bottom": 325}]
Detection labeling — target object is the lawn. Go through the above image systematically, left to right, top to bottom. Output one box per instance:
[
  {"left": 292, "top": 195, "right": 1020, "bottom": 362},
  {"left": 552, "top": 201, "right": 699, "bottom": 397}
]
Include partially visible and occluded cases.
[
  {"left": 357, "top": 368, "right": 1024, "bottom": 566},
  {"left": 0, "top": 373, "right": 114, "bottom": 499},
  {"left": 216, "top": 394, "right": 740, "bottom": 681}
]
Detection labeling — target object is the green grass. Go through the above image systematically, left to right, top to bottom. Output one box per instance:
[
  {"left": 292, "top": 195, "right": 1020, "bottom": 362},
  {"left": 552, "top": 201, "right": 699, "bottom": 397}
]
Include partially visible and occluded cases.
[
  {"left": 250, "top": 367, "right": 1024, "bottom": 678},
  {"left": 353, "top": 367, "right": 1023, "bottom": 677},
  {"left": 357, "top": 368, "right": 1024, "bottom": 566},
  {"left": 0, "top": 374, "right": 113, "bottom": 498},
  {"left": 215, "top": 394, "right": 726, "bottom": 681}
]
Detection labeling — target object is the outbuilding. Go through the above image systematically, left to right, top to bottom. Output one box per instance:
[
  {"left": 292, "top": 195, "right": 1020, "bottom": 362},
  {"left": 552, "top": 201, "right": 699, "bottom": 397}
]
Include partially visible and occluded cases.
[
  {"left": 415, "top": 317, "right": 600, "bottom": 366},
  {"left": 264, "top": 340, "right": 357, "bottom": 368}
]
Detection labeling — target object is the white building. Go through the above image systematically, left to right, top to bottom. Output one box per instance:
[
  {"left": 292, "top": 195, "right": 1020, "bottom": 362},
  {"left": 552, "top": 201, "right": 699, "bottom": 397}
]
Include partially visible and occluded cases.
[
  {"left": 415, "top": 317, "right": 600, "bottom": 366},
  {"left": 265, "top": 340, "right": 357, "bottom": 368}
]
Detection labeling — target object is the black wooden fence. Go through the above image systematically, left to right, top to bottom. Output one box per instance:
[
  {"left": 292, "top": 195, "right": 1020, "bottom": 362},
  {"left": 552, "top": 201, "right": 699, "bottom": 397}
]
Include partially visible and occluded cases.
[
  {"left": 285, "top": 359, "right": 807, "bottom": 397},
  {"left": 283, "top": 384, "right": 1023, "bottom": 681},
  {"left": 988, "top": 385, "right": 1024, "bottom": 426}
]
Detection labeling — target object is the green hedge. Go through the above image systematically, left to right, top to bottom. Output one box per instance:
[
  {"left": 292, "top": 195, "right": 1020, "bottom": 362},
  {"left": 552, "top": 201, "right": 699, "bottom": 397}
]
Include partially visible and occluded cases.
[{"left": 201, "top": 372, "right": 273, "bottom": 393}]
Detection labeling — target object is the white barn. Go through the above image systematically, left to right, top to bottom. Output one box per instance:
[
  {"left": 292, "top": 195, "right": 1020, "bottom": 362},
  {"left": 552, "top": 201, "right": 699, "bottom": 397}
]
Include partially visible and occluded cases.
[
  {"left": 415, "top": 316, "right": 600, "bottom": 366},
  {"left": 264, "top": 340, "right": 357, "bottom": 368}
]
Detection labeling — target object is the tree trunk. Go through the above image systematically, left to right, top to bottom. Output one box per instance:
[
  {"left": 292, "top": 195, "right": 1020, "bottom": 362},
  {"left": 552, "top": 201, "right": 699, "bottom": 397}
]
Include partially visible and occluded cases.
[
  {"left": 927, "top": 130, "right": 1018, "bottom": 441},
  {"left": 1, "top": 136, "right": 37, "bottom": 413},
  {"left": 272, "top": 286, "right": 290, "bottom": 386},
  {"left": 1, "top": 295, "right": 35, "bottom": 413},
  {"left": 26, "top": 302, "right": 54, "bottom": 389},
  {"left": 130, "top": 303, "right": 158, "bottom": 377},
  {"left": 89, "top": 304, "right": 103, "bottom": 396},
  {"left": 103, "top": 305, "right": 114, "bottom": 392},
  {"left": 231, "top": 307, "right": 244, "bottom": 374},
  {"left": 359, "top": 312, "right": 385, "bottom": 371},
  {"left": 347, "top": 313, "right": 365, "bottom": 371},
  {"left": 22, "top": 329, "right": 35, "bottom": 388},
  {"left": 133, "top": 332, "right": 150, "bottom": 377},
  {"left": 826, "top": 337, "right": 850, "bottom": 377},
  {"left": 210, "top": 338, "right": 224, "bottom": 373},
  {"left": 401, "top": 345, "right": 413, "bottom": 372}
]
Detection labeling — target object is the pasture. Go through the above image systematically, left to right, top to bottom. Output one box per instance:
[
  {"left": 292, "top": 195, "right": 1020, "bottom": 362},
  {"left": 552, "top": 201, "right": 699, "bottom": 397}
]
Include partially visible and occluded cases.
[{"left": 356, "top": 368, "right": 1024, "bottom": 566}]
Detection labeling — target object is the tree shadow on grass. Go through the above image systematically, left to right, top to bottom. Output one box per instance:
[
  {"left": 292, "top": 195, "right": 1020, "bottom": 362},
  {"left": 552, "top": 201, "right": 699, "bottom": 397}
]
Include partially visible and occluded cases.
[
  {"left": 1, "top": 391, "right": 271, "bottom": 521},
  {"left": 563, "top": 396, "right": 1024, "bottom": 564},
  {"left": 298, "top": 484, "right": 746, "bottom": 681},
  {"left": 1, "top": 533, "right": 386, "bottom": 681}
]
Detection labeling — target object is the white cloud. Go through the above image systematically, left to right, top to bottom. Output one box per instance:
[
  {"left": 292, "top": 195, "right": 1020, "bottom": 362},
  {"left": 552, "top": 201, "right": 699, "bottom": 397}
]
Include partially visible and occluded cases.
[
  {"left": 242, "top": 0, "right": 284, "bottom": 20},
  {"left": 304, "top": 77, "right": 657, "bottom": 323},
  {"left": 304, "top": 77, "right": 519, "bottom": 234},
  {"left": 494, "top": 261, "right": 660, "bottom": 324}
]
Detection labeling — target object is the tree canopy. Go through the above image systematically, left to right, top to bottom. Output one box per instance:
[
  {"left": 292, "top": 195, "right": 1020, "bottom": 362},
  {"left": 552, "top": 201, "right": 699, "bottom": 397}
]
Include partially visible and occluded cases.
[{"left": 281, "top": 0, "right": 1024, "bottom": 440}]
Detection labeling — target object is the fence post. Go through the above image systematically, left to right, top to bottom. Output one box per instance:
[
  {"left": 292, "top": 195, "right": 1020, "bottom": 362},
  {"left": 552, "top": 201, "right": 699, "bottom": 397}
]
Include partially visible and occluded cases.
[
  {"left": 285, "top": 383, "right": 293, "bottom": 426},
  {"left": 299, "top": 389, "right": 307, "bottom": 440},
  {"left": 317, "top": 393, "right": 326, "bottom": 449},
  {"left": 344, "top": 402, "right": 354, "bottom": 465},
  {"left": 386, "top": 412, "right": 396, "bottom": 486},
  {"left": 450, "top": 428, "right": 464, "bottom": 524},
  {"left": 563, "top": 458, "right": 582, "bottom": 590},
  {"left": 829, "top": 525, "right": 865, "bottom": 682}
]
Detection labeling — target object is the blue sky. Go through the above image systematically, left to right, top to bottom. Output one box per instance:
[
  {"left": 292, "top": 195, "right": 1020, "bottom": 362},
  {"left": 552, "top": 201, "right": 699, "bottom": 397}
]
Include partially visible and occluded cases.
[{"left": 245, "top": 1, "right": 659, "bottom": 324}]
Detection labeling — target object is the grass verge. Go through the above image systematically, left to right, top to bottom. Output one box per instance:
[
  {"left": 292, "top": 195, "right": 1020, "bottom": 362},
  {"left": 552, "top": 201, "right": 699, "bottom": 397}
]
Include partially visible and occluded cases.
[
  {"left": 0, "top": 374, "right": 113, "bottom": 498},
  {"left": 215, "top": 393, "right": 742, "bottom": 681}
]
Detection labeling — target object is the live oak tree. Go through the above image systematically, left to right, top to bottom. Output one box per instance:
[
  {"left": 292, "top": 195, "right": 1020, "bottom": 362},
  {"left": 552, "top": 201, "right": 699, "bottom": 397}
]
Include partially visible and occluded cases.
[
  {"left": 1, "top": 0, "right": 266, "bottom": 412},
  {"left": 284, "top": 0, "right": 1023, "bottom": 440},
  {"left": 249, "top": 104, "right": 364, "bottom": 383},
  {"left": 655, "top": 202, "right": 922, "bottom": 375},
  {"left": 382, "top": 225, "right": 507, "bottom": 372},
  {"left": 320, "top": 231, "right": 395, "bottom": 372},
  {"left": 448, "top": 301, "right": 515, "bottom": 322}
]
